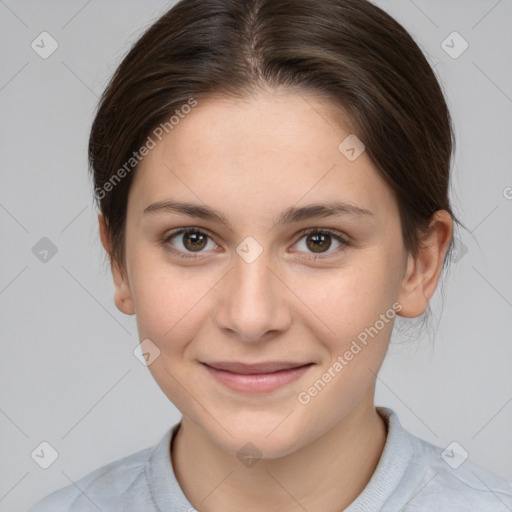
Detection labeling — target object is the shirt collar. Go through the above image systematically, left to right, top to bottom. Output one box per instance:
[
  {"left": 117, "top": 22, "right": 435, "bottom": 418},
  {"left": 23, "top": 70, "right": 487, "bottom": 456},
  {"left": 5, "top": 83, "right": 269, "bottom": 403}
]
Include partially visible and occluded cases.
[{"left": 144, "top": 407, "right": 413, "bottom": 511}]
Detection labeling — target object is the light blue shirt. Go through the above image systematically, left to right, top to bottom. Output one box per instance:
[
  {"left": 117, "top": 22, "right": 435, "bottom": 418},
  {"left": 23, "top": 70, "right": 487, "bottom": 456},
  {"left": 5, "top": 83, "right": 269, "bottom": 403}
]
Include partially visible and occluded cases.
[{"left": 28, "top": 408, "right": 512, "bottom": 511}]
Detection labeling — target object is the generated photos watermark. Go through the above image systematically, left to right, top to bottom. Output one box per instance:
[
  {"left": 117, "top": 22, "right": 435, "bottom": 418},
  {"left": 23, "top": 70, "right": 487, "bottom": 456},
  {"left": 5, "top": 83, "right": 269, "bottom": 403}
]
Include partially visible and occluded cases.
[
  {"left": 94, "top": 97, "right": 198, "bottom": 201},
  {"left": 297, "top": 301, "right": 403, "bottom": 405}
]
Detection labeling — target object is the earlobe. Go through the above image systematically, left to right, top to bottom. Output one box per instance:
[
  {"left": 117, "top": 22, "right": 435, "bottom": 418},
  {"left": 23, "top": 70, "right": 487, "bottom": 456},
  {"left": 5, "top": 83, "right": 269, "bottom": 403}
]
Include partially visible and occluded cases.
[
  {"left": 397, "top": 210, "right": 453, "bottom": 318},
  {"left": 98, "top": 213, "right": 135, "bottom": 316}
]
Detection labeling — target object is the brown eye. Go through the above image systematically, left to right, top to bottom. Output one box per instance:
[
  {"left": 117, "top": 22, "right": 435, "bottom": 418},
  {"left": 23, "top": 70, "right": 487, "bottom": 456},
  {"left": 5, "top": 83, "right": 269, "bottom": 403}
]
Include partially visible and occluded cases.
[
  {"left": 164, "top": 228, "right": 216, "bottom": 257},
  {"left": 293, "top": 229, "right": 348, "bottom": 257},
  {"left": 182, "top": 231, "right": 208, "bottom": 251},
  {"left": 305, "top": 233, "right": 332, "bottom": 253}
]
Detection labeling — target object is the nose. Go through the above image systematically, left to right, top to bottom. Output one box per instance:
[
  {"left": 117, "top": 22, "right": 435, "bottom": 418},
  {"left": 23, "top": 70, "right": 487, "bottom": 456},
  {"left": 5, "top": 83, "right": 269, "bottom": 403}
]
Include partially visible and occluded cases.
[{"left": 213, "top": 250, "right": 292, "bottom": 343}]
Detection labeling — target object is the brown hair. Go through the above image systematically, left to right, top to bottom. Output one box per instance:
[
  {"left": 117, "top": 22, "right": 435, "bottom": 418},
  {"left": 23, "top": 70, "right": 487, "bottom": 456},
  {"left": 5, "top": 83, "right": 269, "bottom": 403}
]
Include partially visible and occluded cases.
[{"left": 89, "top": 0, "right": 459, "bottom": 273}]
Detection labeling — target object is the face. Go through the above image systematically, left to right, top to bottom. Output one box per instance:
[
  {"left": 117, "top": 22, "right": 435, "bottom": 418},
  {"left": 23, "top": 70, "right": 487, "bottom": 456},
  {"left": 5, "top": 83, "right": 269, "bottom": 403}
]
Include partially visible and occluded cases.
[{"left": 111, "top": 90, "right": 415, "bottom": 458}]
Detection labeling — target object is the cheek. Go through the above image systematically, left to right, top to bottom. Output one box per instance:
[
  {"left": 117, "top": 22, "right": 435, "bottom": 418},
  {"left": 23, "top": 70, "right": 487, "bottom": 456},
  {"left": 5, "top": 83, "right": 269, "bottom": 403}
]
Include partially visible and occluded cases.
[
  {"left": 127, "top": 246, "right": 201, "bottom": 341},
  {"left": 290, "top": 250, "right": 402, "bottom": 407},
  {"left": 294, "top": 253, "right": 400, "bottom": 343},
  {"left": 129, "top": 263, "right": 211, "bottom": 404},
  {"left": 294, "top": 265, "right": 397, "bottom": 426},
  {"left": 133, "top": 277, "right": 207, "bottom": 345}
]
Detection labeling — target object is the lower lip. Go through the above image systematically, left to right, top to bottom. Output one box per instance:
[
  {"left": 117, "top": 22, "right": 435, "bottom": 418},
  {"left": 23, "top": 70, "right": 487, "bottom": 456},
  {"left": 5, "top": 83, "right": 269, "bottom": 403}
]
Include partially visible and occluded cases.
[{"left": 202, "top": 363, "right": 313, "bottom": 393}]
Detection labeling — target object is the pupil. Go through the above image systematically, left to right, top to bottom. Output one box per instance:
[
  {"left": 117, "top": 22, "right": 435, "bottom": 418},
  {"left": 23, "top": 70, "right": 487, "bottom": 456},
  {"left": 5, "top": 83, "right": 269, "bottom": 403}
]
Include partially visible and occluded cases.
[
  {"left": 184, "top": 232, "right": 207, "bottom": 251},
  {"left": 307, "top": 234, "right": 331, "bottom": 253}
]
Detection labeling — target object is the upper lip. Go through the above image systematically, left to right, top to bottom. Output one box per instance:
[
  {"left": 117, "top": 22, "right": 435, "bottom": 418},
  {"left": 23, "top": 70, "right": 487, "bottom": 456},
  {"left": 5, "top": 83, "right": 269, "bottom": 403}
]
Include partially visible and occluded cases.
[{"left": 202, "top": 361, "right": 313, "bottom": 374}]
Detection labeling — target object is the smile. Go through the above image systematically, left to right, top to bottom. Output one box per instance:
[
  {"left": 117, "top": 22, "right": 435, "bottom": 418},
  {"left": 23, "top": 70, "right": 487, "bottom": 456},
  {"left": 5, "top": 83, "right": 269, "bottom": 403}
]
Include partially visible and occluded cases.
[{"left": 200, "top": 361, "right": 314, "bottom": 393}]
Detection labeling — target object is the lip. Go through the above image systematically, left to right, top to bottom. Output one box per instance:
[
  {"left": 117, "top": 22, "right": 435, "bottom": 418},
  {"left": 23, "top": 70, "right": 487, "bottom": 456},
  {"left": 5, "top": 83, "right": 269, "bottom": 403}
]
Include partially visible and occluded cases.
[{"left": 201, "top": 361, "right": 314, "bottom": 393}]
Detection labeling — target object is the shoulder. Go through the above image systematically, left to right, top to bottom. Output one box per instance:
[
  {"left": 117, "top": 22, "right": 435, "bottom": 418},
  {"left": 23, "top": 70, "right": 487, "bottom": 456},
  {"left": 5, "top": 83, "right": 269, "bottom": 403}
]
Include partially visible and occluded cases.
[
  {"left": 361, "top": 408, "right": 512, "bottom": 512},
  {"left": 393, "top": 415, "right": 512, "bottom": 510},
  {"left": 27, "top": 431, "right": 170, "bottom": 512},
  {"left": 410, "top": 439, "right": 512, "bottom": 510}
]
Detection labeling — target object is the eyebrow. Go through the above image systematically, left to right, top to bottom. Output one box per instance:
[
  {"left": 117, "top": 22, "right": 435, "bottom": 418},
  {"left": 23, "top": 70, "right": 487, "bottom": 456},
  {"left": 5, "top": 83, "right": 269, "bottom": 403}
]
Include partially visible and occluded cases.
[{"left": 143, "top": 200, "right": 373, "bottom": 229}]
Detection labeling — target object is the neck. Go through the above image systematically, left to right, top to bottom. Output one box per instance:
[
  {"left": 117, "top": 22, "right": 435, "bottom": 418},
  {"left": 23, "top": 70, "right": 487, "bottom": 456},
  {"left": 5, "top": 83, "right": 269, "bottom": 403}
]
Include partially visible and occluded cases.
[{"left": 172, "top": 391, "right": 387, "bottom": 512}]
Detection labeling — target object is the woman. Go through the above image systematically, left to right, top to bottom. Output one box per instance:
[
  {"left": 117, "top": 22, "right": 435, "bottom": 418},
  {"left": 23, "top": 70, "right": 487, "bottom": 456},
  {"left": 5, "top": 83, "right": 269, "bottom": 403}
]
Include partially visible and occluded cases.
[{"left": 29, "top": 0, "right": 512, "bottom": 510}]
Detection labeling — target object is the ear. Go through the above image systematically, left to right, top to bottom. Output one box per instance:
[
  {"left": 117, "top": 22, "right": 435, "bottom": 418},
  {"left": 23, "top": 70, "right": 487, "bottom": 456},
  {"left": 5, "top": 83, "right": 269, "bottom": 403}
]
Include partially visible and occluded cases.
[
  {"left": 397, "top": 210, "right": 453, "bottom": 318},
  {"left": 98, "top": 213, "right": 135, "bottom": 315}
]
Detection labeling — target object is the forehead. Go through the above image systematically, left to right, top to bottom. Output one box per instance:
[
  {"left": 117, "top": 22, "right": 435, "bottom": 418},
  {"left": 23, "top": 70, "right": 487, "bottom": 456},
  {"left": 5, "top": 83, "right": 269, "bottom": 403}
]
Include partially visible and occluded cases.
[{"left": 128, "top": 90, "right": 399, "bottom": 225}]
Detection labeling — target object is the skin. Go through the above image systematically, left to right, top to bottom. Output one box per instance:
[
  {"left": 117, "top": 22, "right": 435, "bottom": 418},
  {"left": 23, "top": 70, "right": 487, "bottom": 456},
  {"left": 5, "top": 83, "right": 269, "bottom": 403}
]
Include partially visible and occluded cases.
[{"left": 99, "top": 89, "right": 452, "bottom": 511}]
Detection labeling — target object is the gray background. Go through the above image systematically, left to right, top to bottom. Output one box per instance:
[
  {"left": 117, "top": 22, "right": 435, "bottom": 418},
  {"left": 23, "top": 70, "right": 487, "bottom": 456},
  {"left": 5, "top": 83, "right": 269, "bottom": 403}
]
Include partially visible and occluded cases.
[{"left": 1, "top": 1, "right": 511, "bottom": 510}]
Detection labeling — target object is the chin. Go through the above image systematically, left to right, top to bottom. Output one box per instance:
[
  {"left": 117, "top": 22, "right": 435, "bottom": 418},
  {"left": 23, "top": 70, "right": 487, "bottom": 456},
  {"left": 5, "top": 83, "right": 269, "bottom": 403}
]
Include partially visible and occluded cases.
[
  {"left": 198, "top": 411, "right": 311, "bottom": 460},
  {"left": 226, "top": 431, "right": 304, "bottom": 461}
]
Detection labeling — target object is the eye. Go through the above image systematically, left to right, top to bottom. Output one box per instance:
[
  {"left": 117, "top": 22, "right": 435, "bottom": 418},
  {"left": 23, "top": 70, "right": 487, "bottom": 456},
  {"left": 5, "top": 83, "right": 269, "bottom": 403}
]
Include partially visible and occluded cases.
[
  {"left": 161, "top": 226, "right": 349, "bottom": 261},
  {"left": 162, "top": 227, "right": 218, "bottom": 259},
  {"left": 292, "top": 228, "right": 348, "bottom": 257}
]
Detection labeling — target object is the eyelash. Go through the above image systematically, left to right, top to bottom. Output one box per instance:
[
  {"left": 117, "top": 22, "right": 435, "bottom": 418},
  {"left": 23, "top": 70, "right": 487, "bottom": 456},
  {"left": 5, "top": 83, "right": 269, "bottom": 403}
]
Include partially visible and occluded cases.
[{"left": 160, "top": 226, "right": 350, "bottom": 261}]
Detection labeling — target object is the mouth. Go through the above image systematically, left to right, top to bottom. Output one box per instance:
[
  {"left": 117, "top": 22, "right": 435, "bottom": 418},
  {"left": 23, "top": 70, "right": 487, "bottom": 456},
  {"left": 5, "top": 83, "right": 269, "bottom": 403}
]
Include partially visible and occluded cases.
[{"left": 200, "top": 361, "right": 314, "bottom": 393}]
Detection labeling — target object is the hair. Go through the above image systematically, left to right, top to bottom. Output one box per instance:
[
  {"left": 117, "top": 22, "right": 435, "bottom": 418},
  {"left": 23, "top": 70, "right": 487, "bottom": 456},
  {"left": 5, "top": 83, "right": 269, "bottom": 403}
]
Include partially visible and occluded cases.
[{"left": 89, "top": 0, "right": 461, "bottom": 278}]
